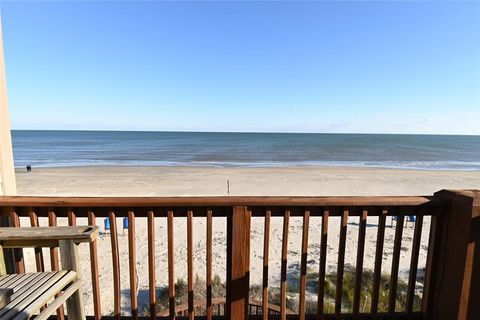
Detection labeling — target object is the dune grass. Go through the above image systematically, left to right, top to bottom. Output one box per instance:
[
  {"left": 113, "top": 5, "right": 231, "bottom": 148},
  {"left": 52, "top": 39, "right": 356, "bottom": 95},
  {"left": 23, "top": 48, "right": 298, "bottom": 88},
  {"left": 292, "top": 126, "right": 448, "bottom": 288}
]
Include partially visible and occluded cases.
[{"left": 151, "top": 265, "right": 422, "bottom": 315}]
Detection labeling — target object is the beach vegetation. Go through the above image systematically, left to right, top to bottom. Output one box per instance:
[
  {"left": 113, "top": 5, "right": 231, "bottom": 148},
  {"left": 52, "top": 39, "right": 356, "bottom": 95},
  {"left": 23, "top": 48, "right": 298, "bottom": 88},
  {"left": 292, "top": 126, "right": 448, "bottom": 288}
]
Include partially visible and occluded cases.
[{"left": 149, "top": 265, "right": 422, "bottom": 316}]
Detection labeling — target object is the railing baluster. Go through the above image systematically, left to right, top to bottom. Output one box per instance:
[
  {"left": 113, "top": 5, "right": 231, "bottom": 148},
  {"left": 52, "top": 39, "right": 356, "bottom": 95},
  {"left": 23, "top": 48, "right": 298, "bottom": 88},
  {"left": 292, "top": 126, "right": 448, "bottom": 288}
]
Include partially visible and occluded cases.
[
  {"left": 67, "top": 206, "right": 77, "bottom": 319},
  {"left": 10, "top": 208, "right": 25, "bottom": 273},
  {"left": 29, "top": 208, "right": 46, "bottom": 312},
  {"left": 299, "top": 208, "right": 310, "bottom": 319},
  {"left": 335, "top": 208, "right": 348, "bottom": 315},
  {"left": 353, "top": 208, "right": 367, "bottom": 315},
  {"left": 371, "top": 208, "right": 387, "bottom": 313},
  {"left": 389, "top": 208, "right": 405, "bottom": 313},
  {"left": 422, "top": 208, "right": 440, "bottom": 316},
  {"left": 0, "top": 209, "right": 15, "bottom": 274},
  {"left": 29, "top": 209, "right": 45, "bottom": 273},
  {"left": 48, "top": 209, "right": 65, "bottom": 320},
  {"left": 67, "top": 209, "right": 76, "bottom": 226},
  {"left": 206, "top": 209, "right": 213, "bottom": 320},
  {"left": 262, "top": 209, "right": 271, "bottom": 320},
  {"left": 280, "top": 209, "right": 290, "bottom": 320},
  {"left": 317, "top": 209, "right": 329, "bottom": 315},
  {"left": 88, "top": 210, "right": 101, "bottom": 320},
  {"left": 109, "top": 210, "right": 121, "bottom": 319},
  {"left": 128, "top": 210, "right": 138, "bottom": 318},
  {"left": 147, "top": 210, "right": 156, "bottom": 319},
  {"left": 167, "top": 210, "right": 176, "bottom": 319},
  {"left": 187, "top": 210, "right": 194, "bottom": 320},
  {"left": 406, "top": 210, "right": 423, "bottom": 313}
]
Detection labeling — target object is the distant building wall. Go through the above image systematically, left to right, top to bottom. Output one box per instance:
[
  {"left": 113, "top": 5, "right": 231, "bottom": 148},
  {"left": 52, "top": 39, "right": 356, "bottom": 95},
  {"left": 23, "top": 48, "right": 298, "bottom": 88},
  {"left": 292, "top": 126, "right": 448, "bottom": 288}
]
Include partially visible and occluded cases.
[{"left": 0, "top": 16, "right": 17, "bottom": 196}]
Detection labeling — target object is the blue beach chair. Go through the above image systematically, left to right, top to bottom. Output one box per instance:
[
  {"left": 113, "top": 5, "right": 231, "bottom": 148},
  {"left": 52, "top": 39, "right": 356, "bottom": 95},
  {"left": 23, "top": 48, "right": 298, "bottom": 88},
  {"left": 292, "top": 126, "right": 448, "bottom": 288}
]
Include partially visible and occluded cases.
[
  {"left": 391, "top": 215, "right": 416, "bottom": 227},
  {"left": 391, "top": 215, "right": 398, "bottom": 227},
  {"left": 407, "top": 215, "right": 416, "bottom": 227},
  {"left": 104, "top": 217, "right": 110, "bottom": 234},
  {"left": 123, "top": 217, "right": 129, "bottom": 235}
]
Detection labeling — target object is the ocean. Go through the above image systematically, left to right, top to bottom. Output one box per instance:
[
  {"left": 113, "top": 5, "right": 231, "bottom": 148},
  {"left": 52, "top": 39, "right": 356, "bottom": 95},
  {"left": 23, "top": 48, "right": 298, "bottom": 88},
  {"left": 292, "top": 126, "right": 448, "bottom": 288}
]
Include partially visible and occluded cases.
[{"left": 11, "top": 130, "right": 480, "bottom": 170}]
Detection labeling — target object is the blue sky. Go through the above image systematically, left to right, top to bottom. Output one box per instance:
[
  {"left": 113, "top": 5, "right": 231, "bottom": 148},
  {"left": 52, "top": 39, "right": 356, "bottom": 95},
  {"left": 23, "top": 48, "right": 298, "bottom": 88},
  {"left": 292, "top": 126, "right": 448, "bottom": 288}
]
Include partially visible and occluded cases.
[{"left": 1, "top": 1, "right": 479, "bottom": 134}]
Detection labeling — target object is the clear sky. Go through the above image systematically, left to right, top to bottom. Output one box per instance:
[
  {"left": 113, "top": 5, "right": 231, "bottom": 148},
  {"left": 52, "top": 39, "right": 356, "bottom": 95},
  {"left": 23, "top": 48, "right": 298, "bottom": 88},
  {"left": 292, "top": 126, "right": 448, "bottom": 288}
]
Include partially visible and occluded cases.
[{"left": 1, "top": 0, "right": 479, "bottom": 134}]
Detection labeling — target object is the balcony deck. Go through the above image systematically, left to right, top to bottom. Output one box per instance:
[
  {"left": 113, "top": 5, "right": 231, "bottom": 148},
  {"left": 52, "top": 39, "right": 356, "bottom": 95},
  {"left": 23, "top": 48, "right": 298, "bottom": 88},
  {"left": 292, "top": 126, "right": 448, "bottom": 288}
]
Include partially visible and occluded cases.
[{"left": 0, "top": 189, "right": 478, "bottom": 320}]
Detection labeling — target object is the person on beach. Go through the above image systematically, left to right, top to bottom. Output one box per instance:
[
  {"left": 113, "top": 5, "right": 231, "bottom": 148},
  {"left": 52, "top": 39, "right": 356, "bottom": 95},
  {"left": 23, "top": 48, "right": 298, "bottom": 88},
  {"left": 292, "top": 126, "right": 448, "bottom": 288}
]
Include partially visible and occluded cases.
[{"left": 26, "top": 164, "right": 32, "bottom": 172}]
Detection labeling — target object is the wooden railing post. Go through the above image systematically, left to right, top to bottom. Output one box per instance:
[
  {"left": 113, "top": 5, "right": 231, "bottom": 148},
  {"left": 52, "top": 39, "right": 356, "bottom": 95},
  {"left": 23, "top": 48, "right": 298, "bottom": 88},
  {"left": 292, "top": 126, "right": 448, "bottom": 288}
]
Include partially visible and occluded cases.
[
  {"left": 426, "top": 190, "right": 479, "bottom": 320},
  {"left": 226, "top": 206, "right": 251, "bottom": 320},
  {"left": 0, "top": 209, "right": 14, "bottom": 274}
]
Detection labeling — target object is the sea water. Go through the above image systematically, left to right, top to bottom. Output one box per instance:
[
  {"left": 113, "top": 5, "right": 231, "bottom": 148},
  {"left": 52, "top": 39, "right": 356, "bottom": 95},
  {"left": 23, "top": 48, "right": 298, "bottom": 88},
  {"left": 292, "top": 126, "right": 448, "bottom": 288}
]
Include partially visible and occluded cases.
[{"left": 11, "top": 130, "right": 480, "bottom": 170}]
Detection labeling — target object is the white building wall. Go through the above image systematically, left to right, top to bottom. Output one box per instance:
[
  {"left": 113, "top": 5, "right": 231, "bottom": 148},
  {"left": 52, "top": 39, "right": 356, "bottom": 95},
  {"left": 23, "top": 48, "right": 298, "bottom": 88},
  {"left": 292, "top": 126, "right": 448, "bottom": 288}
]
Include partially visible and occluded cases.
[{"left": 0, "top": 16, "right": 17, "bottom": 196}]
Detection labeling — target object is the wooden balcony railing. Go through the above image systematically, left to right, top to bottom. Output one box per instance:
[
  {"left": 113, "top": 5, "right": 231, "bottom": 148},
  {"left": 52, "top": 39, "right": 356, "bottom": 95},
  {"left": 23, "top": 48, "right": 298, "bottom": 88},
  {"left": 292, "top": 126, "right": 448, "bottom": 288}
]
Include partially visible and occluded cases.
[{"left": 0, "top": 189, "right": 478, "bottom": 320}]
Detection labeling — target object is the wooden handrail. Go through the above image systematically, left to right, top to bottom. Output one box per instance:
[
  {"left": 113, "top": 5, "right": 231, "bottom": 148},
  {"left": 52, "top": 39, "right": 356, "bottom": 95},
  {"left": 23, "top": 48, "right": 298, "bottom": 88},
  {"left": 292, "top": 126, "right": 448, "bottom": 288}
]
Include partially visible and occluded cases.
[{"left": 0, "top": 195, "right": 445, "bottom": 207}]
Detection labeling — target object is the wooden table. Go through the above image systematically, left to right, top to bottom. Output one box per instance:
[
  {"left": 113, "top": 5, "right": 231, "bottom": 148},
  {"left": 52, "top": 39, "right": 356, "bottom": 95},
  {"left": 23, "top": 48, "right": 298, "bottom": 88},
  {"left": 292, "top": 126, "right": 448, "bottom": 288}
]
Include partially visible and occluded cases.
[{"left": 0, "top": 226, "right": 99, "bottom": 320}]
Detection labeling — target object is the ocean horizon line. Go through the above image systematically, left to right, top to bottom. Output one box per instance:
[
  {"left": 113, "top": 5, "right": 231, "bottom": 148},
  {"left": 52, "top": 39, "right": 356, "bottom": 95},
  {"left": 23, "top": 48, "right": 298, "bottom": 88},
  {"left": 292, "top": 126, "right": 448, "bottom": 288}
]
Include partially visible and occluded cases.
[{"left": 10, "top": 129, "right": 480, "bottom": 137}]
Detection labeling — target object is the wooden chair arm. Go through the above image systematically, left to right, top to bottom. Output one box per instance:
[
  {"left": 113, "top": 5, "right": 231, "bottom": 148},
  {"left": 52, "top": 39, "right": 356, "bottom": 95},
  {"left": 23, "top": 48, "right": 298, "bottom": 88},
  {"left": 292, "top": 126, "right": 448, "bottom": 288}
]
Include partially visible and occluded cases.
[{"left": 0, "top": 226, "right": 99, "bottom": 248}]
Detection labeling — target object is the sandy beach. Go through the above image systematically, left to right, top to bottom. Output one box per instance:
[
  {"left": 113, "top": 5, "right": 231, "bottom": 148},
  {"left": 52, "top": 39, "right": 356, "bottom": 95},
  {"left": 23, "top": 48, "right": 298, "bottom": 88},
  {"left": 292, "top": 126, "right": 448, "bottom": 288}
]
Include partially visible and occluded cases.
[
  {"left": 15, "top": 165, "right": 480, "bottom": 196},
  {"left": 15, "top": 166, "right": 480, "bottom": 315}
]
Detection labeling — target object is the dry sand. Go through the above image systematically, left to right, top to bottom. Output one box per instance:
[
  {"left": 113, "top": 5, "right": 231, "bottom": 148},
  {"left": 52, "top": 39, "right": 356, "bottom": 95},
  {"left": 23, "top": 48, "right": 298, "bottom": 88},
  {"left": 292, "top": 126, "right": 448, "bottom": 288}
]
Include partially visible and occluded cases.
[{"left": 15, "top": 166, "right": 480, "bottom": 315}]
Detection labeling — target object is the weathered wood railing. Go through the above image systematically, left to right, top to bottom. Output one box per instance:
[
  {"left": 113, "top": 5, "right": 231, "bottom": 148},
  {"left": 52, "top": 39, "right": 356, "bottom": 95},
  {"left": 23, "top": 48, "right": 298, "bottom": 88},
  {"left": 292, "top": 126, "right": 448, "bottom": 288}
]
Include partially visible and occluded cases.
[{"left": 0, "top": 189, "right": 478, "bottom": 320}]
